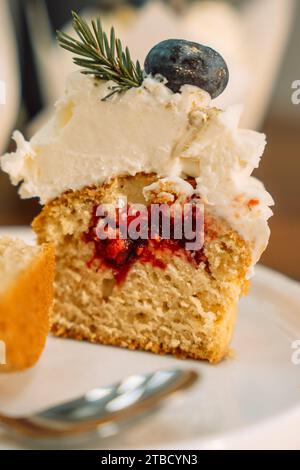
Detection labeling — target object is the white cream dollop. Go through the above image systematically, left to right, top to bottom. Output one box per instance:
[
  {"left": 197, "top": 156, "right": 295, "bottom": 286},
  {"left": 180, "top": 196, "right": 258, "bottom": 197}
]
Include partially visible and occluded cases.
[{"left": 1, "top": 72, "right": 273, "bottom": 266}]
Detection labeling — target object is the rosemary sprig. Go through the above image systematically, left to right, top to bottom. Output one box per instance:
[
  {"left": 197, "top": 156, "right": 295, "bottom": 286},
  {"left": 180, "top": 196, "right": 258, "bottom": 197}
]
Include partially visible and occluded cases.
[{"left": 57, "top": 11, "right": 144, "bottom": 100}]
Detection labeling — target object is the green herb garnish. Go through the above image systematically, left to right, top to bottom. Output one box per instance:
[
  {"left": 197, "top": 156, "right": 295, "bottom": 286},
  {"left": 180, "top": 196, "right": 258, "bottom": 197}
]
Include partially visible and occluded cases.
[{"left": 57, "top": 11, "right": 144, "bottom": 100}]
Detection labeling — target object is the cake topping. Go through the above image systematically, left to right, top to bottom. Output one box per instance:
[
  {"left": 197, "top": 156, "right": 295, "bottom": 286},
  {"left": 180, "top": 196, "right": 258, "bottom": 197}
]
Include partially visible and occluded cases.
[
  {"left": 57, "top": 11, "right": 144, "bottom": 100},
  {"left": 1, "top": 12, "right": 273, "bottom": 271},
  {"left": 58, "top": 12, "right": 228, "bottom": 100},
  {"left": 144, "top": 39, "right": 229, "bottom": 98}
]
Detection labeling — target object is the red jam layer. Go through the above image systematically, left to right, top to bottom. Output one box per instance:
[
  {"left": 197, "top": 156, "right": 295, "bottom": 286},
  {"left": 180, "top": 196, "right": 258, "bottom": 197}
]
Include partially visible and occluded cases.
[{"left": 83, "top": 203, "right": 209, "bottom": 284}]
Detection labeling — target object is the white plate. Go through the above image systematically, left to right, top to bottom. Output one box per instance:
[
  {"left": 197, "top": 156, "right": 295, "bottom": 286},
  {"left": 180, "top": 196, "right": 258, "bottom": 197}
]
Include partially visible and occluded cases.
[{"left": 0, "top": 228, "right": 300, "bottom": 450}]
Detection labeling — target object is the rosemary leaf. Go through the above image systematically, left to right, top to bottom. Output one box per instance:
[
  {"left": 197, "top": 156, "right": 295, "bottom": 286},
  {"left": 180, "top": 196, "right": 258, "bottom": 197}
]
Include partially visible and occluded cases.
[{"left": 57, "top": 11, "right": 144, "bottom": 100}]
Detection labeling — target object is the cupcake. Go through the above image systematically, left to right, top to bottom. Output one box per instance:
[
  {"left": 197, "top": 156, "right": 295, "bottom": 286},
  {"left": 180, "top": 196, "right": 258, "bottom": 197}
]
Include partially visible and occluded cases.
[{"left": 1, "top": 12, "right": 273, "bottom": 362}]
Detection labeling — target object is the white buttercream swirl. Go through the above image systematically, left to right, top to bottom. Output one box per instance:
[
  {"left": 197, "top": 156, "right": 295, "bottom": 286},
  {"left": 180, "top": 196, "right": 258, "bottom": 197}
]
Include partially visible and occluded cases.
[{"left": 1, "top": 72, "right": 273, "bottom": 266}]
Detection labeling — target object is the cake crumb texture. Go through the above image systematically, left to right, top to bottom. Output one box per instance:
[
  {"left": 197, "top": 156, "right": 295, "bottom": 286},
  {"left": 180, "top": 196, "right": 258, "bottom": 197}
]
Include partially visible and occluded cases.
[
  {"left": 33, "top": 173, "right": 252, "bottom": 363},
  {"left": 0, "top": 239, "right": 55, "bottom": 371}
]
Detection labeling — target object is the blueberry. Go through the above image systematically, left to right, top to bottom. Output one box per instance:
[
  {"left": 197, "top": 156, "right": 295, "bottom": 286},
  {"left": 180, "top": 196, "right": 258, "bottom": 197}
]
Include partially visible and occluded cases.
[{"left": 144, "top": 39, "right": 229, "bottom": 99}]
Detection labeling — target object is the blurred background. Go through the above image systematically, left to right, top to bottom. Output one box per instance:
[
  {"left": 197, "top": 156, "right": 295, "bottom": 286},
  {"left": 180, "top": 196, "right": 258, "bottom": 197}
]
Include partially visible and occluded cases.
[{"left": 0, "top": 0, "right": 299, "bottom": 279}]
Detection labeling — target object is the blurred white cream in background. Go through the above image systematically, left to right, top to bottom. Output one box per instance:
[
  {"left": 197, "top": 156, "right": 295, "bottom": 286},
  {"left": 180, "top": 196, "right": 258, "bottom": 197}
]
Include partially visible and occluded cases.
[
  {"left": 0, "top": 0, "right": 20, "bottom": 154},
  {"left": 26, "top": 0, "right": 295, "bottom": 133},
  {"left": 0, "top": 81, "right": 6, "bottom": 105}
]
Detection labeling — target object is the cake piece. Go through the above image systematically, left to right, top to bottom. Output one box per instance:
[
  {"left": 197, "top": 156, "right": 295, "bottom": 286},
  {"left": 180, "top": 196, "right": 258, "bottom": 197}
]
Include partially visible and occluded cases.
[
  {"left": 1, "top": 13, "right": 273, "bottom": 362},
  {"left": 32, "top": 174, "right": 252, "bottom": 363},
  {"left": 0, "top": 238, "right": 55, "bottom": 371}
]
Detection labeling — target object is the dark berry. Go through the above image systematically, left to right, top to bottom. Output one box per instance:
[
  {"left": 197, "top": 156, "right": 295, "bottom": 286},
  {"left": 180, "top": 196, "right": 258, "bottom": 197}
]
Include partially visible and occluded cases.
[{"left": 144, "top": 39, "right": 229, "bottom": 99}]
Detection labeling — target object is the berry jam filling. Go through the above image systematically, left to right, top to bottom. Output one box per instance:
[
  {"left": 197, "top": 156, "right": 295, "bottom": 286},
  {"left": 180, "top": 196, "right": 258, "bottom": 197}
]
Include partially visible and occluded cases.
[{"left": 83, "top": 201, "right": 210, "bottom": 283}]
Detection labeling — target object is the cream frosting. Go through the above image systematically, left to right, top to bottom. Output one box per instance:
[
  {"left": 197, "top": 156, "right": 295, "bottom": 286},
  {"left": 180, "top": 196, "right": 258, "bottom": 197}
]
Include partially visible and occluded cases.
[{"left": 1, "top": 72, "right": 273, "bottom": 266}]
